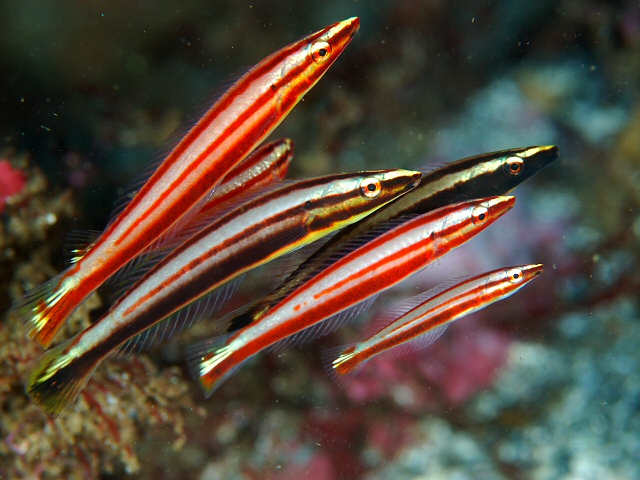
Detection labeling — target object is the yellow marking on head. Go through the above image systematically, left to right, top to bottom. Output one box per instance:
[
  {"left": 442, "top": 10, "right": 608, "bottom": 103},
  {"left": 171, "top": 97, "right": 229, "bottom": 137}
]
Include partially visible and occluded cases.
[{"left": 518, "top": 146, "right": 554, "bottom": 158}]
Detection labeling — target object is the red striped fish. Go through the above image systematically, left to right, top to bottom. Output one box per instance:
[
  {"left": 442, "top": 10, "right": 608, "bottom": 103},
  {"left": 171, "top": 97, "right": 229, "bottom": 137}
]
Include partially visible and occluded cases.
[
  {"left": 13, "top": 17, "right": 360, "bottom": 348},
  {"left": 26, "top": 168, "right": 420, "bottom": 417},
  {"left": 187, "top": 196, "right": 515, "bottom": 397},
  {"left": 324, "top": 264, "right": 543, "bottom": 384}
]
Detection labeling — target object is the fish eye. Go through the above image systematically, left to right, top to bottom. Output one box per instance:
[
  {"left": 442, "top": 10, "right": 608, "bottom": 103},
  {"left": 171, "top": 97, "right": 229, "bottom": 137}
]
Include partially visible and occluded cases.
[
  {"left": 310, "top": 41, "right": 332, "bottom": 63},
  {"left": 505, "top": 157, "right": 524, "bottom": 176},
  {"left": 360, "top": 177, "right": 382, "bottom": 198},
  {"left": 471, "top": 206, "right": 488, "bottom": 225},
  {"left": 507, "top": 268, "right": 524, "bottom": 283}
]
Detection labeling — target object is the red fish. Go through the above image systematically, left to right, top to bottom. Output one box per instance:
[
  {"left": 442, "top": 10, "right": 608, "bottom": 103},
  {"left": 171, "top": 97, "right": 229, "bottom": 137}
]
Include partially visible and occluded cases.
[{"left": 324, "top": 264, "right": 543, "bottom": 384}]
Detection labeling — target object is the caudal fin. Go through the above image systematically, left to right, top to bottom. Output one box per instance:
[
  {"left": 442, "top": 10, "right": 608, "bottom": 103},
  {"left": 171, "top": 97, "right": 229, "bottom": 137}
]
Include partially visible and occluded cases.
[
  {"left": 11, "top": 272, "right": 78, "bottom": 348},
  {"left": 185, "top": 335, "right": 247, "bottom": 398},
  {"left": 26, "top": 340, "right": 98, "bottom": 417},
  {"left": 321, "top": 343, "right": 366, "bottom": 388}
]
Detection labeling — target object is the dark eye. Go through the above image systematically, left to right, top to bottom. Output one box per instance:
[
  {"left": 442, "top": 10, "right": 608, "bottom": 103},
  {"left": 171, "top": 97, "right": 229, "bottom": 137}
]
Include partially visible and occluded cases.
[
  {"left": 310, "top": 41, "right": 332, "bottom": 63},
  {"left": 505, "top": 157, "right": 524, "bottom": 176},
  {"left": 360, "top": 177, "right": 382, "bottom": 198},
  {"left": 471, "top": 206, "right": 488, "bottom": 225},
  {"left": 507, "top": 268, "right": 524, "bottom": 283}
]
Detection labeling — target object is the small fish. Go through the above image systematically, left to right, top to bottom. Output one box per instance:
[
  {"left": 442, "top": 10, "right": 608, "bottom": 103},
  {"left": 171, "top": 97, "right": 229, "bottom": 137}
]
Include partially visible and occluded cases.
[
  {"left": 13, "top": 17, "right": 360, "bottom": 348},
  {"left": 221, "top": 145, "right": 557, "bottom": 334},
  {"left": 26, "top": 168, "right": 420, "bottom": 417},
  {"left": 187, "top": 196, "right": 515, "bottom": 398},
  {"left": 324, "top": 264, "right": 544, "bottom": 385}
]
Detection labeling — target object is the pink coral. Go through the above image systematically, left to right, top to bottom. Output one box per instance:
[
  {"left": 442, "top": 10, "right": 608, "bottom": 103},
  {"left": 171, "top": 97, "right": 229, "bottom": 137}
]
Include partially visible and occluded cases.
[{"left": 0, "top": 159, "right": 26, "bottom": 213}]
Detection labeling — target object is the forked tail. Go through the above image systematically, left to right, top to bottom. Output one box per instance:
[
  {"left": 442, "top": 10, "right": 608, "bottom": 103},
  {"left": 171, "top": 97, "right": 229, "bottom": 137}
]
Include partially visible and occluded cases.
[{"left": 26, "top": 339, "right": 99, "bottom": 417}]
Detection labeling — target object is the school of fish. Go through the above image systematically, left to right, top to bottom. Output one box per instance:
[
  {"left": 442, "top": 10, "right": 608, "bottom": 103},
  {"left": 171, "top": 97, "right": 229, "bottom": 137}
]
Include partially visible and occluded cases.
[{"left": 12, "top": 17, "right": 558, "bottom": 417}]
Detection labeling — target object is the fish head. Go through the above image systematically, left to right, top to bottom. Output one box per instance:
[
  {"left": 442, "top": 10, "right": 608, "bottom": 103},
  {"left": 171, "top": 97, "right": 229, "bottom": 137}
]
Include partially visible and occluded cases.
[
  {"left": 271, "top": 17, "right": 360, "bottom": 113},
  {"left": 421, "top": 145, "right": 558, "bottom": 205},
  {"left": 498, "top": 145, "right": 558, "bottom": 186},
  {"left": 304, "top": 169, "right": 422, "bottom": 232},
  {"left": 348, "top": 169, "right": 423, "bottom": 219},
  {"left": 433, "top": 195, "right": 515, "bottom": 253},
  {"left": 486, "top": 263, "right": 545, "bottom": 299},
  {"left": 509, "top": 263, "right": 544, "bottom": 284}
]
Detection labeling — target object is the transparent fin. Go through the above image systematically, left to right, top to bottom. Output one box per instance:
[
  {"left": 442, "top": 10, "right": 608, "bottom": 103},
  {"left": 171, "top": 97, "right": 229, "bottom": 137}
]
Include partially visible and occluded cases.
[
  {"left": 115, "top": 274, "right": 244, "bottom": 357},
  {"left": 370, "top": 275, "right": 473, "bottom": 332},
  {"left": 268, "top": 294, "right": 379, "bottom": 352},
  {"left": 185, "top": 334, "right": 249, "bottom": 398},
  {"left": 321, "top": 343, "right": 366, "bottom": 388}
]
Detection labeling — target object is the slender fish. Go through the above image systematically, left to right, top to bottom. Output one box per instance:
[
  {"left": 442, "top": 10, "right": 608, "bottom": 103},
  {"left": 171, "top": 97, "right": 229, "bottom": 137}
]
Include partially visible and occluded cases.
[
  {"left": 13, "top": 17, "right": 361, "bottom": 348},
  {"left": 222, "top": 145, "right": 557, "bottom": 334},
  {"left": 26, "top": 168, "right": 421, "bottom": 417},
  {"left": 187, "top": 196, "right": 515, "bottom": 397},
  {"left": 324, "top": 264, "right": 544, "bottom": 384}
]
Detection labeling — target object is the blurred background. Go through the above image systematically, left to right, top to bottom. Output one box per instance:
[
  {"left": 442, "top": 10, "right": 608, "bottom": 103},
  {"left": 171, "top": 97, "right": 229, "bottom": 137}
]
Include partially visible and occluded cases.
[{"left": 1, "top": 1, "right": 639, "bottom": 478}]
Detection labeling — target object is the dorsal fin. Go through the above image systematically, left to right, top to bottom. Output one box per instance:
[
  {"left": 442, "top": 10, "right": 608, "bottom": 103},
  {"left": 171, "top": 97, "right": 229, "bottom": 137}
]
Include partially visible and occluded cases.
[{"left": 298, "top": 214, "right": 420, "bottom": 275}]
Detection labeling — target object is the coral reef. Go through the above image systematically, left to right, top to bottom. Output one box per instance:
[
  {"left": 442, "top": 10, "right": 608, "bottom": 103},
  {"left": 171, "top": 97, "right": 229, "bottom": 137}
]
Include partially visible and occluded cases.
[{"left": 0, "top": 155, "right": 200, "bottom": 478}]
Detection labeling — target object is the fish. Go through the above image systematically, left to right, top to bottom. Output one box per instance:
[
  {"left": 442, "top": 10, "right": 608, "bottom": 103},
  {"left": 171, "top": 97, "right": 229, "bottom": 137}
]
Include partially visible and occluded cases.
[
  {"left": 12, "top": 17, "right": 361, "bottom": 348},
  {"left": 221, "top": 145, "right": 557, "bottom": 334},
  {"left": 26, "top": 168, "right": 421, "bottom": 417},
  {"left": 187, "top": 196, "right": 515, "bottom": 397},
  {"left": 323, "top": 263, "right": 544, "bottom": 385}
]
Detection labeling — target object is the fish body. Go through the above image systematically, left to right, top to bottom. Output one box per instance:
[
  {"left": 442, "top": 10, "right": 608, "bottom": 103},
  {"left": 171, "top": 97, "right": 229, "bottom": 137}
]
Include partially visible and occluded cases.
[
  {"left": 13, "top": 18, "right": 360, "bottom": 348},
  {"left": 222, "top": 145, "right": 557, "bottom": 334},
  {"left": 26, "top": 168, "right": 420, "bottom": 417},
  {"left": 188, "top": 196, "right": 515, "bottom": 397},
  {"left": 325, "top": 264, "right": 544, "bottom": 383}
]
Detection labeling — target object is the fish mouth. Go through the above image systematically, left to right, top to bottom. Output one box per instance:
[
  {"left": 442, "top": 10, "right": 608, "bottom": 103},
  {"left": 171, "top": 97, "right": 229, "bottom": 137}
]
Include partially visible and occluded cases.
[{"left": 526, "top": 145, "right": 559, "bottom": 170}]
